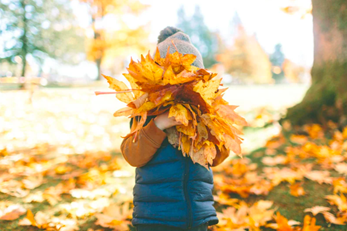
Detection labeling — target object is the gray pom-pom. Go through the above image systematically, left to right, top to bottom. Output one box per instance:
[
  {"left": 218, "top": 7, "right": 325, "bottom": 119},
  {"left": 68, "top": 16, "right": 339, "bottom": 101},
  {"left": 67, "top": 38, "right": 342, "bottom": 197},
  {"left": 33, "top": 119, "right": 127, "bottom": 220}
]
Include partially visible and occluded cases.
[{"left": 157, "top": 26, "right": 182, "bottom": 44}]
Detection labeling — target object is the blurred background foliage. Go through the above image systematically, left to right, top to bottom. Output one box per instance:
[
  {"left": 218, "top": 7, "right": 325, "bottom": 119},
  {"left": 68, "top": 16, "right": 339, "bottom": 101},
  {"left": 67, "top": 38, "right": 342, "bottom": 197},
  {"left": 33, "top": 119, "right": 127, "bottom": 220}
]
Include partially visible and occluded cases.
[
  {"left": 0, "top": 0, "right": 312, "bottom": 86},
  {"left": 0, "top": 0, "right": 85, "bottom": 78}
]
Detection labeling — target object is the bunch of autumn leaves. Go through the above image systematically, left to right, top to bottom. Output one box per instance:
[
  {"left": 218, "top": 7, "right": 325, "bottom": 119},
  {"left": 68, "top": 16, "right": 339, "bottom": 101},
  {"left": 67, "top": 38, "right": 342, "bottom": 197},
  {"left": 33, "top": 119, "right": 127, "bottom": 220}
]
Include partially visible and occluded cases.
[{"left": 100, "top": 47, "right": 247, "bottom": 168}]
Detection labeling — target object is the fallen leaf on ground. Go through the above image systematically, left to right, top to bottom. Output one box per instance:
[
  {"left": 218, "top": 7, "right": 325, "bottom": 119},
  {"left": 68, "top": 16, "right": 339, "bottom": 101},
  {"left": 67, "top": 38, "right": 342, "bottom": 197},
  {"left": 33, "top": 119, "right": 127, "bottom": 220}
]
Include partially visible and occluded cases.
[
  {"left": 335, "top": 163, "right": 347, "bottom": 175},
  {"left": 304, "top": 171, "right": 332, "bottom": 184},
  {"left": 289, "top": 182, "right": 306, "bottom": 197},
  {"left": 325, "top": 194, "right": 347, "bottom": 212},
  {"left": 94, "top": 202, "right": 132, "bottom": 230},
  {"left": 0, "top": 204, "right": 26, "bottom": 220},
  {"left": 304, "top": 206, "right": 330, "bottom": 216},
  {"left": 266, "top": 211, "right": 300, "bottom": 230},
  {"left": 322, "top": 212, "right": 346, "bottom": 225},
  {"left": 302, "top": 215, "right": 321, "bottom": 231}
]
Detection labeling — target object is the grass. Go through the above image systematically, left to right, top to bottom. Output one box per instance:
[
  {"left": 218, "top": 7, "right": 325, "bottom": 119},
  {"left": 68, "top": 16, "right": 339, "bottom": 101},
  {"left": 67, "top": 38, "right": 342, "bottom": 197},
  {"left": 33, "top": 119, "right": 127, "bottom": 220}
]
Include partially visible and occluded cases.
[
  {"left": 4, "top": 85, "right": 346, "bottom": 231},
  {"left": 223, "top": 136, "right": 347, "bottom": 231}
]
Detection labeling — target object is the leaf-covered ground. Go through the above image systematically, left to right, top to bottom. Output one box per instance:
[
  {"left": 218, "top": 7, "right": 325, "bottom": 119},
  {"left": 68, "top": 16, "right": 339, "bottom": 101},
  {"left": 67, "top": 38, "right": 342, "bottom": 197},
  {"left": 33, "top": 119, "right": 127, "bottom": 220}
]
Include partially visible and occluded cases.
[{"left": 1, "top": 86, "right": 346, "bottom": 231}]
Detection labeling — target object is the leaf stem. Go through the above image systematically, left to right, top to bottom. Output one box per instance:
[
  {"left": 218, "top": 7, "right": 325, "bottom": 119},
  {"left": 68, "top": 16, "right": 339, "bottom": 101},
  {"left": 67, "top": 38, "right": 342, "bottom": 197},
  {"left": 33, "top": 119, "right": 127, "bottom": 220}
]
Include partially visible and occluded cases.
[{"left": 95, "top": 89, "right": 141, "bottom": 95}]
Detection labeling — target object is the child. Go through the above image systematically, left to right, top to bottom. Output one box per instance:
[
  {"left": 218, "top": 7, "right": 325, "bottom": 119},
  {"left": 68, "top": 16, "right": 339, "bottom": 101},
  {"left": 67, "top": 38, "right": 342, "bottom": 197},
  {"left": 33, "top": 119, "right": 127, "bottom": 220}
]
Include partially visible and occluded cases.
[{"left": 121, "top": 26, "right": 229, "bottom": 231}]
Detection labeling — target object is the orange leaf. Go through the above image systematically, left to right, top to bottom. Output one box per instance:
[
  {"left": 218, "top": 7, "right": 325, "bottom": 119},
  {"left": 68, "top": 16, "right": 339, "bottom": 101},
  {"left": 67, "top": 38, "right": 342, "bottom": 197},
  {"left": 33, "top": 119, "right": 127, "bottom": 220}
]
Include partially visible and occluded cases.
[
  {"left": 289, "top": 182, "right": 306, "bottom": 197},
  {"left": 266, "top": 211, "right": 300, "bottom": 230},
  {"left": 302, "top": 215, "right": 321, "bottom": 231}
]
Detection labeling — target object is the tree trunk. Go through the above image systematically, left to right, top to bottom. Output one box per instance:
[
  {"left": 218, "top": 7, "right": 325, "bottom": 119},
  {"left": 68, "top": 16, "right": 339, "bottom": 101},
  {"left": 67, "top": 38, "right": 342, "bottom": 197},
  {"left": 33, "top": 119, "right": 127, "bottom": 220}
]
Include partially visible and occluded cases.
[
  {"left": 19, "top": 0, "right": 28, "bottom": 89},
  {"left": 283, "top": 0, "right": 347, "bottom": 127},
  {"left": 92, "top": 3, "right": 104, "bottom": 81},
  {"left": 94, "top": 28, "right": 102, "bottom": 80},
  {"left": 96, "top": 57, "right": 102, "bottom": 80}
]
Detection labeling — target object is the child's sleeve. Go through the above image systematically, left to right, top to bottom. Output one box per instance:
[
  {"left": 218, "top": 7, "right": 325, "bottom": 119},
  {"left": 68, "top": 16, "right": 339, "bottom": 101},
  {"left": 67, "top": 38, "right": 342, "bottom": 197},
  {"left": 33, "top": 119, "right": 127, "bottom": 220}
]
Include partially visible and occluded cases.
[
  {"left": 120, "top": 118, "right": 167, "bottom": 167},
  {"left": 210, "top": 145, "right": 229, "bottom": 167}
]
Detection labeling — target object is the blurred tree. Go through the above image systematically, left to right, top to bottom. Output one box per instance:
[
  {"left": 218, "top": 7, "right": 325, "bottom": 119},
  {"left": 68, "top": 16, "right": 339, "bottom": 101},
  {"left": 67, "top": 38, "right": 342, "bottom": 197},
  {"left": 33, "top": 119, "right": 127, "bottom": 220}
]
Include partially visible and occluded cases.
[
  {"left": 0, "top": 0, "right": 84, "bottom": 81},
  {"left": 78, "top": 0, "right": 149, "bottom": 80},
  {"left": 283, "top": 0, "right": 347, "bottom": 126},
  {"left": 176, "top": 5, "right": 218, "bottom": 68},
  {"left": 177, "top": 6, "right": 191, "bottom": 35},
  {"left": 229, "top": 11, "right": 242, "bottom": 42},
  {"left": 216, "top": 13, "right": 272, "bottom": 84},
  {"left": 269, "top": 44, "right": 285, "bottom": 83},
  {"left": 282, "top": 59, "right": 306, "bottom": 83}
]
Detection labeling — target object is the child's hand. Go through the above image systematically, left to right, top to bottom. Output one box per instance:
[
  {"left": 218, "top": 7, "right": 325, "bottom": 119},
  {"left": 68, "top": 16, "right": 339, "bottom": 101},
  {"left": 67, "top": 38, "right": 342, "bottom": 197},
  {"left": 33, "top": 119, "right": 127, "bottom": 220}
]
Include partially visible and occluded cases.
[{"left": 154, "top": 111, "right": 182, "bottom": 130}]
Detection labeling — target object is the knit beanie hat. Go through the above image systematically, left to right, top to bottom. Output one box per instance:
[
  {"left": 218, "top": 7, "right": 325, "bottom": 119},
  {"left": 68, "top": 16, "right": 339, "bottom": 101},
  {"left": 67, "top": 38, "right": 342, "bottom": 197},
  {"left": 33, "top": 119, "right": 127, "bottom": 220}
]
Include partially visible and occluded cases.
[{"left": 155, "top": 26, "right": 205, "bottom": 69}]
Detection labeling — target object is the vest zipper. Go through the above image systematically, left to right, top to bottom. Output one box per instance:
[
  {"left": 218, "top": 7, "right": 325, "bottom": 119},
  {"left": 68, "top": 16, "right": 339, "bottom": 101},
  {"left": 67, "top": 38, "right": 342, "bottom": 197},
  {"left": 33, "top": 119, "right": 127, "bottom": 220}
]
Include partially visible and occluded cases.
[{"left": 183, "top": 155, "right": 193, "bottom": 229}]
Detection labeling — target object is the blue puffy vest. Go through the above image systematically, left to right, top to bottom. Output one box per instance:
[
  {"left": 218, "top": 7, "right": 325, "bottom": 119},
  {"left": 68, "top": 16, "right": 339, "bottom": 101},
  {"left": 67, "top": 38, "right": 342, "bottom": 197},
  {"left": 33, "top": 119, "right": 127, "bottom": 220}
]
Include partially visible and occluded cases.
[{"left": 130, "top": 117, "right": 219, "bottom": 229}]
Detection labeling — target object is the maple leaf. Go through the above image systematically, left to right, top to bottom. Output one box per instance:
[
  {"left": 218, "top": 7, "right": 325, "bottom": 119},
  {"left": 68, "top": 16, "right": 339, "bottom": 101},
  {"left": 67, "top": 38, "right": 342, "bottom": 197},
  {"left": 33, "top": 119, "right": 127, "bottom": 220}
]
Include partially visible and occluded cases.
[
  {"left": 98, "top": 48, "right": 246, "bottom": 167},
  {"left": 102, "top": 75, "right": 135, "bottom": 103},
  {"left": 193, "top": 77, "right": 221, "bottom": 105},
  {"left": 168, "top": 104, "right": 192, "bottom": 126},
  {"left": 215, "top": 104, "right": 248, "bottom": 127},
  {"left": 304, "top": 124, "right": 324, "bottom": 139},
  {"left": 290, "top": 134, "right": 308, "bottom": 145},
  {"left": 265, "top": 135, "right": 285, "bottom": 149},
  {"left": 190, "top": 140, "right": 216, "bottom": 168},
  {"left": 262, "top": 155, "right": 288, "bottom": 166},
  {"left": 335, "top": 163, "right": 347, "bottom": 175},
  {"left": 264, "top": 167, "right": 303, "bottom": 186},
  {"left": 304, "top": 171, "right": 332, "bottom": 184},
  {"left": 22, "top": 174, "right": 44, "bottom": 189},
  {"left": 332, "top": 177, "right": 347, "bottom": 194},
  {"left": 0, "top": 180, "right": 29, "bottom": 198},
  {"left": 289, "top": 182, "right": 306, "bottom": 197},
  {"left": 23, "top": 191, "right": 45, "bottom": 203},
  {"left": 213, "top": 193, "right": 240, "bottom": 206},
  {"left": 325, "top": 194, "right": 347, "bottom": 212},
  {"left": 216, "top": 200, "right": 274, "bottom": 230},
  {"left": 248, "top": 200, "right": 274, "bottom": 228},
  {"left": 94, "top": 203, "right": 132, "bottom": 230},
  {"left": 216, "top": 203, "right": 249, "bottom": 229},
  {"left": 0, "top": 204, "right": 26, "bottom": 220},
  {"left": 304, "top": 206, "right": 330, "bottom": 216},
  {"left": 19, "top": 210, "right": 78, "bottom": 231},
  {"left": 19, "top": 210, "right": 52, "bottom": 229},
  {"left": 321, "top": 211, "right": 346, "bottom": 225},
  {"left": 266, "top": 212, "right": 300, "bottom": 230},
  {"left": 301, "top": 215, "right": 321, "bottom": 231}
]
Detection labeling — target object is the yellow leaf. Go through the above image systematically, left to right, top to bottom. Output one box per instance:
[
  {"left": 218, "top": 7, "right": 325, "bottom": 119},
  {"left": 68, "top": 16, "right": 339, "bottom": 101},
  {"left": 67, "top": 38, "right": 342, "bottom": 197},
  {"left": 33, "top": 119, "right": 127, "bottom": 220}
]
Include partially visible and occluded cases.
[
  {"left": 181, "top": 53, "right": 196, "bottom": 66},
  {"left": 122, "top": 73, "right": 141, "bottom": 98},
  {"left": 103, "top": 75, "right": 134, "bottom": 103},
  {"left": 193, "top": 77, "right": 222, "bottom": 105},
  {"left": 168, "top": 104, "right": 192, "bottom": 126},
  {"left": 176, "top": 123, "right": 195, "bottom": 137}
]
